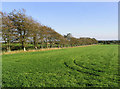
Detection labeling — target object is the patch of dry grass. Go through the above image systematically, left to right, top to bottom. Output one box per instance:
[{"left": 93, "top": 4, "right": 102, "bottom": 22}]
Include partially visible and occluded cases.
[{"left": 2, "top": 45, "right": 94, "bottom": 55}]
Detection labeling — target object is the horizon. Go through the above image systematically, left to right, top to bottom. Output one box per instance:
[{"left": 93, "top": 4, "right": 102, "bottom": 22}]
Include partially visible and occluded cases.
[{"left": 2, "top": 2, "right": 118, "bottom": 40}]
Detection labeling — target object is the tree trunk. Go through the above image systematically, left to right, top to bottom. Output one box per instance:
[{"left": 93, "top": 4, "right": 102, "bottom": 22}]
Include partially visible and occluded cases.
[
  {"left": 33, "top": 36, "right": 38, "bottom": 49},
  {"left": 46, "top": 38, "right": 48, "bottom": 48},
  {"left": 7, "top": 41, "right": 11, "bottom": 52},
  {"left": 22, "top": 41, "right": 26, "bottom": 51},
  {"left": 22, "top": 41, "right": 24, "bottom": 50},
  {"left": 41, "top": 42, "right": 43, "bottom": 49},
  {"left": 46, "top": 43, "right": 48, "bottom": 48},
  {"left": 50, "top": 43, "right": 52, "bottom": 48},
  {"left": 58, "top": 44, "right": 60, "bottom": 48},
  {"left": 63, "top": 44, "right": 65, "bottom": 48},
  {"left": 41, "top": 45, "right": 43, "bottom": 49},
  {"left": 61, "top": 45, "right": 63, "bottom": 48},
  {"left": 7, "top": 46, "right": 11, "bottom": 52},
  {"left": 35, "top": 46, "right": 38, "bottom": 50},
  {"left": 24, "top": 47, "right": 26, "bottom": 51}
]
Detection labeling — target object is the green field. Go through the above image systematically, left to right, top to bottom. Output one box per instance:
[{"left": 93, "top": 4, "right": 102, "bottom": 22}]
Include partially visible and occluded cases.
[{"left": 2, "top": 45, "right": 119, "bottom": 87}]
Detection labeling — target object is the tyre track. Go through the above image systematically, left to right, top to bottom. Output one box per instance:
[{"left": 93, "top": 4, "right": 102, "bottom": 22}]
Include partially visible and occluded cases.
[
  {"left": 73, "top": 59, "right": 104, "bottom": 73},
  {"left": 64, "top": 62, "right": 99, "bottom": 76}
]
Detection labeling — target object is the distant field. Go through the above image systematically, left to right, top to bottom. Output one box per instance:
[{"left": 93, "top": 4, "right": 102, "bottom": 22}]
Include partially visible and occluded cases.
[{"left": 2, "top": 45, "right": 118, "bottom": 87}]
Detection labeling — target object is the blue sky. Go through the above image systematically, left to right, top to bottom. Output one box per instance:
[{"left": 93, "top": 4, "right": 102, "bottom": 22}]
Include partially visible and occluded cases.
[{"left": 2, "top": 2, "right": 118, "bottom": 40}]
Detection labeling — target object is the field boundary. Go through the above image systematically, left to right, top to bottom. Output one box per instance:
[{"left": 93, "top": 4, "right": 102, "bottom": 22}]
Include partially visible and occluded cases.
[{"left": 2, "top": 45, "right": 96, "bottom": 55}]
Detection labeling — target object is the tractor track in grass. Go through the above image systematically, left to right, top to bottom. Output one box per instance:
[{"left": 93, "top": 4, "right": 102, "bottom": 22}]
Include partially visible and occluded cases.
[
  {"left": 73, "top": 59, "right": 105, "bottom": 73},
  {"left": 73, "top": 59, "right": 118, "bottom": 82},
  {"left": 64, "top": 61, "right": 117, "bottom": 83},
  {"left": 64, "top": 62, "right": 100, "bottom": 76}
]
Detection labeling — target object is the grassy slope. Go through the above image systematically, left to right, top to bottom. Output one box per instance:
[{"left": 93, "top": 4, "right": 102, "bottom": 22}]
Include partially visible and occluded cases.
[{"left": 2, "top": 45, "right": 118, "bottom": 87}]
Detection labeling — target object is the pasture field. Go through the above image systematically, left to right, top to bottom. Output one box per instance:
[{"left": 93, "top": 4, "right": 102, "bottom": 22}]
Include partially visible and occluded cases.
[{"left": 2, "top": 45, "right": 119, "bottom": 87}]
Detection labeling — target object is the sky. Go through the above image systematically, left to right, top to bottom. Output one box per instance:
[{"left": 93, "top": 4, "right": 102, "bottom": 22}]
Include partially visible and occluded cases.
[{"left": 2, "top": 2, "right": 118, "bottom": 40}]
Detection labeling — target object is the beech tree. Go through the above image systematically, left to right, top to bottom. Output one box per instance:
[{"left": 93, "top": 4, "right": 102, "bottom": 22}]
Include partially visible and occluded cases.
[
  {"left": 9, "top": 9, "right": 32, "bottom": 51},
  {"left": 2, "top": 12, "right": 16, "bottom": 52},
  {"left": 31, "top": 20, "right": 40, "bottom": 49}
]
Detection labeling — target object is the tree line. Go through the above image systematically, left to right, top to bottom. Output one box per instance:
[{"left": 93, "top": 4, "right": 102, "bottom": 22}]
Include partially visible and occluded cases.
[
  {"left": 1, "top": 9, "right": 98, "bottom": 52},
  {"left": 98, "top": 40, "right": 119, "bottom": 44}
]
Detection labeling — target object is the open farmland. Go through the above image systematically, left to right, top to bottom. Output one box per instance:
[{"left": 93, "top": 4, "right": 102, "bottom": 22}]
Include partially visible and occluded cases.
[{"left": 2, "top": 45, "right": 118, "bottom": 87}]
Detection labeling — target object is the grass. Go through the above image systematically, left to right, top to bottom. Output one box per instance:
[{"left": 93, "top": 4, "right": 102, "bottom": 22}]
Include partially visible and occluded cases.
[{"left": 2, "top": 45, "right": 119, "bottom": 87}]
